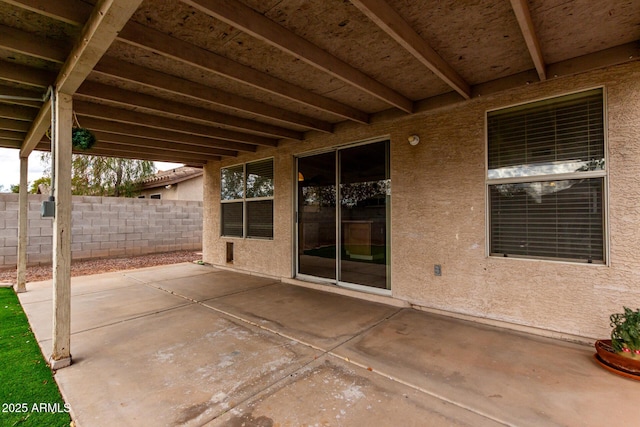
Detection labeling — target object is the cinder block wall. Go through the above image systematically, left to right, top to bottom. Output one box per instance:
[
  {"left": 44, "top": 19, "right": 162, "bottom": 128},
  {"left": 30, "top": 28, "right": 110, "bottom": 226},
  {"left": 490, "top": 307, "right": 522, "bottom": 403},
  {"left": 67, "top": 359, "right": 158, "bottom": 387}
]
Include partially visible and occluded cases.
[{"left": 0, "top": 194, "right": 202, "bottom": 268}]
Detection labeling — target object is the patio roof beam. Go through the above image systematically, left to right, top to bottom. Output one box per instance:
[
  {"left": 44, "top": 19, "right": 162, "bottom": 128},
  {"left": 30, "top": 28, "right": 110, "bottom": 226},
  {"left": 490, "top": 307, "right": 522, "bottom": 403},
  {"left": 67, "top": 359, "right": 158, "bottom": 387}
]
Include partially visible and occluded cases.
[
  {"left": 0, "top": 0, "right": 309, "bottom": 137},
  {"left": 2, "top": 0, "right": 91, "bottom": 26},
  {"left": 20, "top": 0, "right": 145, "bottom": 158},
  {"left": 182, "top": 0, "right": 414, "bottom": 113},
  {"left": 350, "top": 0, "right": 471, "bottom": 100},
  {"left": 509, "top": 0, "right": 546, "bottom": 81},
  {"left": 117, "top": 21, "right": 370, "bottom": 124},
  {"left": 0, "top": 24, "right": 68, "bottom": 63},
  {"left": 93, "top": 57, "right": 333, "bottom": 134},
  {"left": 0, "top": 60, "right": 56, "bottom": 89},
  {"left": 76, "top": 81, "right": 302, "bottom": 140},
  {"left": 0, "top": 86, "right": 45, "bottom": 108},
  {"left": 73, "top": 101, "right": 277, "bottom": 148},
  {"left": 0, "top": 103, "right": 38, "bottom": 121},
  {"left": 75, "top": 116, "right": 251, "bottom": 155},
  {"left": 0, "top": 119, "right": 31, "bottom": 132},
  {"left": 0, "top": 130, "right": 26, "bottom": 140},
  {"left": 87, "top": 133, "right": 228, "bottom": 158},
  {"left": 0, "top": 139, "right": 22, "bottom": 149},
  {"left": 32, "top": 141, "right": 213, "bottom": 166},
  {"left": 86, "top": 148, "right": 210, "bottom": 166}
]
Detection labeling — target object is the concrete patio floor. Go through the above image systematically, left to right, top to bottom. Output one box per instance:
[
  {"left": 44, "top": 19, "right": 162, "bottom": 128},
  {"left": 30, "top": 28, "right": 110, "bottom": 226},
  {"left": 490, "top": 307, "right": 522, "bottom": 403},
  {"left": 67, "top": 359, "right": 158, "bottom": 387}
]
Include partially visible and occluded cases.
[{"left": 18, "top": 263, "right": 640, "bottom": 426}]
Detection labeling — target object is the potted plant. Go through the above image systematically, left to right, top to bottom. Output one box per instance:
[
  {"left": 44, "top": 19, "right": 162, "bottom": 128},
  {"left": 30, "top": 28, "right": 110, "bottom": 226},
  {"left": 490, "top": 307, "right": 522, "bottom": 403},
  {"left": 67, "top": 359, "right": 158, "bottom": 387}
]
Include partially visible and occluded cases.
[
  {"left": 71, "top": 127, "right": 96, "bottom": 150},
  {"left": 595, "top": 307, "right": 640, "bottom": 379}
]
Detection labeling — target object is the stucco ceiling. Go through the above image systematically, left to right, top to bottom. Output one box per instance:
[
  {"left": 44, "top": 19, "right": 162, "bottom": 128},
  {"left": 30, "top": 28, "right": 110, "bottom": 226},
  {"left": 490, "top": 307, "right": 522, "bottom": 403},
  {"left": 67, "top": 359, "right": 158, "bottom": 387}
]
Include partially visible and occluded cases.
[{"left": 0, "top": 0, "right": 639, "bottom": 166}]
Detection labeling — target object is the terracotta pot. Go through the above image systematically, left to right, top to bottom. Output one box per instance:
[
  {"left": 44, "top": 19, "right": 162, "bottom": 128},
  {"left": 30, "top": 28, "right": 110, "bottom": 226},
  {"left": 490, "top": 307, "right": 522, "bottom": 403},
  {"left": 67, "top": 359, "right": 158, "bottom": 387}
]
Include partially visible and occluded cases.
[{"left": 594, "top": 339, "right": 640, "bottom": 379}]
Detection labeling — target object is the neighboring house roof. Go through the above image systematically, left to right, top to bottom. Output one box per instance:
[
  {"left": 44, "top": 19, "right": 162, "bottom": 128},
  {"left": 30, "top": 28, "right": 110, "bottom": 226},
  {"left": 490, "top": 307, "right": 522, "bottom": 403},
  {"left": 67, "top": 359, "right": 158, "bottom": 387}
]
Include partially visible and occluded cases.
[{"left": 141, "top": 167, "right": 203, "bottom": 190}]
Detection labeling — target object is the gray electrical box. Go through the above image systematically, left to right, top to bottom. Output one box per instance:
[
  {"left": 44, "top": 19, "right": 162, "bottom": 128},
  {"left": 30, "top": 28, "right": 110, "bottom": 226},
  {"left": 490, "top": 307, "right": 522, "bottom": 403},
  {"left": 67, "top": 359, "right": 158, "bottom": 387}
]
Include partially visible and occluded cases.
[
  {"left": 41, "top": 200, "right": 55, "bottom": 218},
  {"left": 434, "top": 264, "right": 442, "bottom": 276}
]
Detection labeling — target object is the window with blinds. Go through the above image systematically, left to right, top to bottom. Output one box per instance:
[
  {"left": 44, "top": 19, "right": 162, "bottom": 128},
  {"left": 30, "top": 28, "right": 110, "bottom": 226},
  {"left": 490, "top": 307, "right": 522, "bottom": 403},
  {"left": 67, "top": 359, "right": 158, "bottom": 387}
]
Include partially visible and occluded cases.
[
  {"left": 487, "top": 88, "right": 606, "bottom": 263},
  {"left": 220, "top": 158, "right": 274, "bottom": 239}
]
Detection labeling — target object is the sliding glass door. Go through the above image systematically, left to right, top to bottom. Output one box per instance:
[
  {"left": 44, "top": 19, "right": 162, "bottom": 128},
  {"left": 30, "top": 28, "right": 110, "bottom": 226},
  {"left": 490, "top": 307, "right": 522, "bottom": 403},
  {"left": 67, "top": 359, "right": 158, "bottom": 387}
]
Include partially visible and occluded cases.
[
  {"left": 297, "top": 140, "right": 390, "bottom": 291},
  {"left": 297, "top": 152, "right": 337, "bottom": 280}
]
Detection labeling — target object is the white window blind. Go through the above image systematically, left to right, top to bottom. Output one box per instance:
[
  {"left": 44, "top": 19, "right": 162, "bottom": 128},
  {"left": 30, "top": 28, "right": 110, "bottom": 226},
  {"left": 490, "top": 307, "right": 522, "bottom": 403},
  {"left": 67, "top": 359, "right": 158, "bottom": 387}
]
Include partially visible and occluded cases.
[{"left": 487, "top": 89, "right": 606, "bottom": 263}]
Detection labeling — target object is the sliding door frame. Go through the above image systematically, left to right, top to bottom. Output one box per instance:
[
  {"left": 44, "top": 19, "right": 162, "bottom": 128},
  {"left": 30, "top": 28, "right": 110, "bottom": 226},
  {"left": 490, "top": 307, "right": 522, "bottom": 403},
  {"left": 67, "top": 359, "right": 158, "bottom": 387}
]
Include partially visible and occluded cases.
[{"left": 294, "top": 137, "right": 391, "bottom": 295}]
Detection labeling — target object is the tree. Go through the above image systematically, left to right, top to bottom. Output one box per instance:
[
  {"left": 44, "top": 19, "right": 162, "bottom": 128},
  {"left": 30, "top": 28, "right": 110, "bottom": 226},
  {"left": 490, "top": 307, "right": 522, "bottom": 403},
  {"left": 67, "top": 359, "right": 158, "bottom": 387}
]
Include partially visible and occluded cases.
[
  {"left": 40, "top": 153, "right": 156, "bottom": 197},
  {"left": 30, "top": 176, "right": 51, "bottom": 194}
]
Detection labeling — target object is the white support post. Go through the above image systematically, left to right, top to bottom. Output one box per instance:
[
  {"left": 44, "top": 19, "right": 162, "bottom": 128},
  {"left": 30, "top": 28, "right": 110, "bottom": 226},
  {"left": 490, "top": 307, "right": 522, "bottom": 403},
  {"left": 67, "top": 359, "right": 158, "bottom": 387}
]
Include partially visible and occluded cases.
[
  {"left": 50, "top": 90, "right": 73, "bottom": 369},
  {"left": 16, "top": 156, "right": 28, "bottom": 293}
]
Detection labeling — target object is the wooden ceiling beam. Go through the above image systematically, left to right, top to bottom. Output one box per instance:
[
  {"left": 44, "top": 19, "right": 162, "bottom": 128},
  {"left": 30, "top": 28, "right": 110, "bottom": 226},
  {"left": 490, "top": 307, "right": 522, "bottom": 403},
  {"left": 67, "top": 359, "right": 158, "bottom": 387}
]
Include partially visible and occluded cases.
[
  {"left": 2, "top": 0, "right": 91, "bottom": 26},
  {"left": 21, "top": 0, "right": 144, "bottom": 157},
  {"left": 54, "top": 0, "right": 144, "bottom": 96},
  {"left": 182, "top": 0, "right": 413, "bottom": 113},
  {"left": 350, "top": 0, "right": 471, "bottom": 100},
  {"left": 509, "top": 0, "right": 546, "bottom": 81},
  {"left": 117, "top": 21, "right": 370, "bottom": 124},
  {"left": 0, "top": 24, "right": 68, "bottom": 63},
  {"left": 93, "top": 56, "right": 333, "bottom": 134},
  {"left": 0, "top": 60, "right": 56, "bottom": 89},
  {"left": 76, "top": 81, "right": 302, "bottom": 140},
  {"left": 0, "top": 86, "right": 45, "bottom": 108},
  {"left": 73, "top": 100, "right": 278, "bottom": 147},
  {"left": 0, "top": 103, "right": 38, "bottom": 121},
  {"left": 76, "top": 116, "right": 253, "bottom": 155},
  {"left": 0, "top": 118, "right": 31, "bottom": 132},
  {"left": 0, "top": 130, "right": 26, "bottom": 140},
  {"left": 88, "top": 131, "right": 229, "bottom": 159},
  {"left": 33, "top": 136, "right": 220, "bottom": 163},
  {"left": 0, "top": 139, "right": 23, "bottom": 149},
  {"left": 62, "top": 143, "right": 211, "bottom": 165},
  {"left": 86, "top": 149, "right": 209, "bottom": 165}
]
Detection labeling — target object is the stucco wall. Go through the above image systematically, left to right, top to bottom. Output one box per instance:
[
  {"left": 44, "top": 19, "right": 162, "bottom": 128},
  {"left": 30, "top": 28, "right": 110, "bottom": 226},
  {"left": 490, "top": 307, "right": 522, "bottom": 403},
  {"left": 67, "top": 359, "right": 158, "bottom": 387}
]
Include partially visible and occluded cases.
[
  {"left": 203, "top": 60, "right": 640, "bottom": 341},
  {"left": 139, "top": 175, "right": 203, "bottom": 201},
  {"left": 0, "top": 194, "right": 202, "bottom": 267}
]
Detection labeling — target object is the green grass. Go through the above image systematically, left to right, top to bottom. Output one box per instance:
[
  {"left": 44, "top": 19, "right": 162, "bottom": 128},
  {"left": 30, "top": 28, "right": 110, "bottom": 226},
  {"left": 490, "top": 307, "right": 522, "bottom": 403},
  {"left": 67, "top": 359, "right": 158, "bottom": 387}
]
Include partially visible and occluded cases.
[{"left": 0, "top": 288, "right": 71, "bottom": 427}]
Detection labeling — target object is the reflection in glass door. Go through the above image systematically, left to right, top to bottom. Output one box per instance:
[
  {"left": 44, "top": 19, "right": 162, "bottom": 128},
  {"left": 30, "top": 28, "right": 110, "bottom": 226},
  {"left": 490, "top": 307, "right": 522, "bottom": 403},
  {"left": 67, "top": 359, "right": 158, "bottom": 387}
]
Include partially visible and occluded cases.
[
  {"left": 297, "top": 140, "right": 390, "bottom": 291},
  {"left": 339, "top": 142, "right": 389, "bottom": 289},
  {"left": 297, "top": 152, "right": 336, "bottom": 280}
]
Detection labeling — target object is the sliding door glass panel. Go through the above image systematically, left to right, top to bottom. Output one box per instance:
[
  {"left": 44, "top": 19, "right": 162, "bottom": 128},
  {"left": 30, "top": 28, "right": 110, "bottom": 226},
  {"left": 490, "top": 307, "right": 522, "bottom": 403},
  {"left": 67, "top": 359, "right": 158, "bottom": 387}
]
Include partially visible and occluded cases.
[
  {"left": 339, "top": 141, "right": 389, "bottom": 289},
  {"left": 297, "top": 153, "right": 337, "bottom": 280}
]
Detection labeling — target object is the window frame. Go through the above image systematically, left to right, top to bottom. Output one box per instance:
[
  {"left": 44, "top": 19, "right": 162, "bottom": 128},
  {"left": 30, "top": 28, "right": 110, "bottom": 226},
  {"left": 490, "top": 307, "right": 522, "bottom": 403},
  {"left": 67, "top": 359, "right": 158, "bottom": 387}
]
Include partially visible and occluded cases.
[
  {"left": 485, "top": 87, "right": 609, "bottom": 264},
  {"left": 220, "top": 158, "right": 274, "bottom": 240}
]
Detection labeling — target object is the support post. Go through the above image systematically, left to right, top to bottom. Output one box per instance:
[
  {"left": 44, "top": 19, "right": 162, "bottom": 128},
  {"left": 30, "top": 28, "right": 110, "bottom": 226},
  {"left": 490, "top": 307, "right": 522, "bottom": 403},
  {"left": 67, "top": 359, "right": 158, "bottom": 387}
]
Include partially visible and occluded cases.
[
  {"left": 50, "top": 90, "right": 72, "bottom": 369},
  {"left": 16, "top": 156, "right": 28, "bottom": 293}
]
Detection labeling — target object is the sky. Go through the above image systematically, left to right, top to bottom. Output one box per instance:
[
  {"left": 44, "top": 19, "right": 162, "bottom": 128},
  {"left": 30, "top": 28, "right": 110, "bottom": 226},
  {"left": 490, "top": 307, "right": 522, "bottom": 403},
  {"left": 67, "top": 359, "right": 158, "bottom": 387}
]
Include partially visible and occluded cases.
[{"left": 0, "top": 147, "right": 182, "bottom": 192}]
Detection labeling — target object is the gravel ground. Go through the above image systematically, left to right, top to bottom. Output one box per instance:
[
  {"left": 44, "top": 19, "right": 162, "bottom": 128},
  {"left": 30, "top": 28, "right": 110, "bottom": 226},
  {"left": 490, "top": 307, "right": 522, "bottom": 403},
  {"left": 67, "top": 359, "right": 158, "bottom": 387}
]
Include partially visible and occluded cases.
[{"left": 0, "top": 251, "right": 202, "bottom": 285}]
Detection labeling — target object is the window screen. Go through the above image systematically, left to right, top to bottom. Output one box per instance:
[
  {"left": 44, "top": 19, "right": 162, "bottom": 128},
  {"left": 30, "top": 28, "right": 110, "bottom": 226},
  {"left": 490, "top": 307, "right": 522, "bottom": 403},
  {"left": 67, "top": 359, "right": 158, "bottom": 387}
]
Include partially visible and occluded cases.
[{"left": 487, "top": 89, "right": 606, "bottom": 263}]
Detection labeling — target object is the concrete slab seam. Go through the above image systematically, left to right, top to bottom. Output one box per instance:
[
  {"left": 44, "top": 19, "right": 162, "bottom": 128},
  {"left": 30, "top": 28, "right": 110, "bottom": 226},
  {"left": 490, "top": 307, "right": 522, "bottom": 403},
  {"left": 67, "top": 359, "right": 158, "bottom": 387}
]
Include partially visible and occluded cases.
[
  {"left": 147, "top": 280, "right": 280, "bottom": 304},
  {"left": 196, "top": 298, "right": 512, "bottom": 427},
  {"left": 197, "top": 301, "right": 329, "bottom": 353},
  {"left": 33, "top": 302, "right": 195, "bottom": 345},
  {"left": 198, "top": 348, "right": 325, "bottom": 425},
  {"left": 325, "top": 350, "right": 513, "bottom": 427}
]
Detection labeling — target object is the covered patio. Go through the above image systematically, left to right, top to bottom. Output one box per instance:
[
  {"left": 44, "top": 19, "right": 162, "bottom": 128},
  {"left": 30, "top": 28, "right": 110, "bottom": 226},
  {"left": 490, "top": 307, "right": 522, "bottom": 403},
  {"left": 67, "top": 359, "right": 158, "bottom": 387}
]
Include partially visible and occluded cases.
[
  {"left": 2, "top": 0, "right": 640, "bottom": 393},
  {"left": 19, "top": 263, "right": 640, "bottom": 426}
]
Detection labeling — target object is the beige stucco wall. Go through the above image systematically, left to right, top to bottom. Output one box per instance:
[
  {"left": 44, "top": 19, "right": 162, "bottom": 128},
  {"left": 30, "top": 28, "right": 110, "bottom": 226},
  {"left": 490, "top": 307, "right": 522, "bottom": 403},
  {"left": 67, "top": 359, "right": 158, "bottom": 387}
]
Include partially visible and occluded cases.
[
  {"left": 203, "top": 60, "right": 640, "bottom": 341},
  {"left": 139, "top": 175, "right": 203, "bottom": 201}
]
